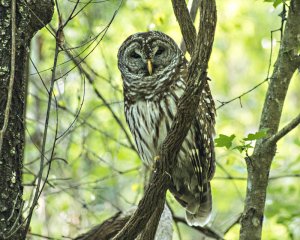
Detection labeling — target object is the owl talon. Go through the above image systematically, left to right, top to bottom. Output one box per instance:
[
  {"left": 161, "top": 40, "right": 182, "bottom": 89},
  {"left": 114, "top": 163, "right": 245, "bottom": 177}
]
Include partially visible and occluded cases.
[{"left": 154, "top": 155, "right": 160, "bottom": 162}]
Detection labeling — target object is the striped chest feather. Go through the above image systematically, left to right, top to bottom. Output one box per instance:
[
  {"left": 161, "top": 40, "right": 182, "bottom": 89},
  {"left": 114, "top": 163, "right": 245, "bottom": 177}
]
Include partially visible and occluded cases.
[{"left": 125, "top": 85, "right": 185, "bottom": 166}]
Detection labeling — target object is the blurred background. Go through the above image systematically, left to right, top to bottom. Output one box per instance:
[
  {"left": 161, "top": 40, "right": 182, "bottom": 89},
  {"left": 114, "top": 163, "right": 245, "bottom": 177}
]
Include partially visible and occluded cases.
[{"left": 25, "top": 0, "right": 300, "bottom": 239}]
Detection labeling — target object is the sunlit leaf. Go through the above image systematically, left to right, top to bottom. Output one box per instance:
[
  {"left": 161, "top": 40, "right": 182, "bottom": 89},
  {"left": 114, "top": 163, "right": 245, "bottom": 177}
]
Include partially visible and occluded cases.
[
  {"left": 243, "top": 129, "right": 269, "bottom": 141},
  {"left": 215, "top": 134, "right": 236, "bottom": 149}
]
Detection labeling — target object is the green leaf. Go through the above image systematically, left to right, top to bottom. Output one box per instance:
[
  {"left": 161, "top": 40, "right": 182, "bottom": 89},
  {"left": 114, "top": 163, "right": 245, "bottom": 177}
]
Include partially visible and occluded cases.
[
  {"left": 263, "top": 0, "right": 283, "bottom": 8},
  {"left": 273, "top": 0, "right": 283, "bottom": 7},
  {"left": 243, "top": 129, "right": 268, "bottom": 141},
  {"left": 215, "top": 134, "right": 235, "bottom": 149},
  {"left": 233, "top": 143, "right": 253, "bottom": 153},
  {"left": 233, "top": 145, "right": 245, "bottom": 153}
]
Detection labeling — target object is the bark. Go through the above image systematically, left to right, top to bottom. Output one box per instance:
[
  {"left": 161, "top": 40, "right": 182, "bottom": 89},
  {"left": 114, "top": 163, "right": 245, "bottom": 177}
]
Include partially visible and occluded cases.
[
  {"left": 171, "top": 0, "right": 197, "bottom": 55},
  {"left": 0, "top": 1, "right": 54, "bottom": 239},
  {"left": 239, "top": 1, "right": 300, "bottom": 239},
  {"left": 74, "top": 205, "right": 173, "bottom": 240},
  {"left": 74, "top": 212, "right": 131, "bottom": 240}
]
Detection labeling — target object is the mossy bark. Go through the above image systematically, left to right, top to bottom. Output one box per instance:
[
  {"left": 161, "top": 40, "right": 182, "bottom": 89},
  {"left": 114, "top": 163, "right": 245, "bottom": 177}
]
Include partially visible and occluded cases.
[{"left": 0, "top": 1, "right": 54, "bottom": 239}]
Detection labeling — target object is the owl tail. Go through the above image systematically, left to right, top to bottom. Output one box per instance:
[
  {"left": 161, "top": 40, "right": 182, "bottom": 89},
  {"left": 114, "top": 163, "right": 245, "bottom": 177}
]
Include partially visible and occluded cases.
[{"left": 185, "top": 182, "right": 212, "bottom": 226}]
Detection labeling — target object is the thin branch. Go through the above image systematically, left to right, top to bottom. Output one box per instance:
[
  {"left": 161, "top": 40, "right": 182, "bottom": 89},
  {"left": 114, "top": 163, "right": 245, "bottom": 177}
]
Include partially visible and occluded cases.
[
  {"left": 0, "top": 0, "right": 16, "bottom": 154},
  {"left": 54, "top": 0, "right": 123, "bottom": 81},
  {"left": 62, "top": 0, "right": 80, "bottom": 28},
  {"left": 68, "top": 0, "right": 94, "bottom": 22},
  {"left": 217, "top": 15, "right": 284, "bottom": 110},
  {"left": 23, "top": 18, "right": 62, "bottom": 236},
  {"left": 63, "top": 48, "right": 136, "bottom": 150},
  {"left": 216, "top": 79, "right": 268, "bottom": 109},
  {"left": 266, "top": 112, "right": 300, "bottom": 145},
  {"left": 269, "top": 174, "right": 300, "bottom": 180},
  {"left": 167, "top": 201, "right": 222, "bottom": 239},
  {"left": 173, "top": 216, "right": 223, "bottom": 239}
]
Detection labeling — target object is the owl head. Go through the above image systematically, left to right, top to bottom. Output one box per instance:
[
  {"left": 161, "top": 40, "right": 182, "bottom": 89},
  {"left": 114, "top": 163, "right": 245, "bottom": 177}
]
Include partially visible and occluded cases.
[{"left": 117, "top": 31, "right": 184, "bottom": 85}]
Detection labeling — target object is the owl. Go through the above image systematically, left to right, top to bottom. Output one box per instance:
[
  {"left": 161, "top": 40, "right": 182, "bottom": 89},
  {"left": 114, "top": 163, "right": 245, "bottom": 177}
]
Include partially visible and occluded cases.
[{"left": 117, "top": 31, "right": 216, "bottom": 226}]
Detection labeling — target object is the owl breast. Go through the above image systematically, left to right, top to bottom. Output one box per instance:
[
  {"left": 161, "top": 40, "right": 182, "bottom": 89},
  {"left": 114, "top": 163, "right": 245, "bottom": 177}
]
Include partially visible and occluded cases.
[{"left": 125, "top": 79, "right": 193, "bottom": 169}]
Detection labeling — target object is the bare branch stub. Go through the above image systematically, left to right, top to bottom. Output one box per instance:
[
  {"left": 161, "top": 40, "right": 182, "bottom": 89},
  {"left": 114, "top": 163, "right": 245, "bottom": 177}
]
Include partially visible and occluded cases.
[{"left": 112, "top": 1, "right": 217, "bottom": 239}]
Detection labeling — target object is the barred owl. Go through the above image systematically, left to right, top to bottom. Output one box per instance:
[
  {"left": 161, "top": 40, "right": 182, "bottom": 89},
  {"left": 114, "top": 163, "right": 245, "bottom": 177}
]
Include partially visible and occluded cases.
[{"left": 118, "top": 31, "right": 216, "bottom": 226}]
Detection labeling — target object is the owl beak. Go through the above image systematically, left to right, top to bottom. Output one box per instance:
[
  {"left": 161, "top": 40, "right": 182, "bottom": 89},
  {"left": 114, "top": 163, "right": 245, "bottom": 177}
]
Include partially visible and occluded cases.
[{"left": 147, "top": 59, "right": 153, "bottom": 75}]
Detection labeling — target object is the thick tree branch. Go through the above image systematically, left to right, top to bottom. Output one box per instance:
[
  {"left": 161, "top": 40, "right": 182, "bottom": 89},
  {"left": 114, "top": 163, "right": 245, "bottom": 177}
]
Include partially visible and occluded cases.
[
  {"left": 171, "top": 0, "right": 197, "bottom": 55},
  {"left": 180, "top": 0, "right": 200, "bottom": 53},
  {"left": 112, "top": 1, "right": 217, "bottom": 239},
  {"left": 239, "top": 1, "right": 300, "bottom": 239},
  {"left": 266, "top": 112, "right": 300, "bottom": 145},
  {"left": 74, "top": 212, "right": 131, "bottom": 240}
]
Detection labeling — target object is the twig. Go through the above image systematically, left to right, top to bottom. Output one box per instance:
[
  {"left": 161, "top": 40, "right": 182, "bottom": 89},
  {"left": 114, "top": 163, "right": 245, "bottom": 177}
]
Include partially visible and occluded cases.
[
  {"left": 0, "top": 0, "right": 17, "bottom": 155},
  {"left": 54, "top": 0, "right": 123, "bottom": 80},
  {"left": 23, "top": 11, "right": 62, "bottom": 235},
  {"left": 63, "top": 48, "right": 136, "bottom": 150},
  {"left": 216, "top": 79, "right": 268, "bottom": 109},
  {"left": 266, "top": 112, "right": 300, "bottom": 145},
  {"left": 214, "top": 174, "right": 300, "bottom": 181},
  {"left": 270, "top": 174, "right": 300, "bottom": 180},
  {"left": 167, "top": 201, "right": 221, "bottom": 239},
  {"left": 173, "top": 216, "right": 223, "bottom": 239}
]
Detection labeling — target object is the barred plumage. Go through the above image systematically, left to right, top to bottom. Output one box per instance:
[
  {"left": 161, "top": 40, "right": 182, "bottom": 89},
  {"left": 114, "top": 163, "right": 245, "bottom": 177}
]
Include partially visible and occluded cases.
[{"left": 118, "top": 31, "right": 216, "bottom": 226}]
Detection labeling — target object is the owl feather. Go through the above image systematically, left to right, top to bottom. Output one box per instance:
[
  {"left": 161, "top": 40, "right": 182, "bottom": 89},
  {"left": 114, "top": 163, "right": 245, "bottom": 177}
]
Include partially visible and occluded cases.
[{"left": 118, "top": 31, "right": 216, "bottom": 226}]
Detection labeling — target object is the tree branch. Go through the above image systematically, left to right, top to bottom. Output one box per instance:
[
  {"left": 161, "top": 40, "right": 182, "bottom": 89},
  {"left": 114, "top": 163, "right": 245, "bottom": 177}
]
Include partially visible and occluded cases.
[
  {"left": 112, "top": 0, "right": 217, "bottom": 239},
  {"left": 171, "top": 0, "right": 197, "bottom": 55},
  {"left": 180, "top": 0, "right": 200, "bottom": 54},
  {"left": 239, "top": 1, "right": 300, "bottom": 239},
  {"left": 63, "top": 49, "right": 137, "bottom": 151},
  {"left": 266, "top": 112, "right": 300, "bottom": 145},
  {"left": 74, "top": 212, "right": 131, "bottom": 240},
  {"left": 172, "top": 216, "right": 223, "bottom": 239}
]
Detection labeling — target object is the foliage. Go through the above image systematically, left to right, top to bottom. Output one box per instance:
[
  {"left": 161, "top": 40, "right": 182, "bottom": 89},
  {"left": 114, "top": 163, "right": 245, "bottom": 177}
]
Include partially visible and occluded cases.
[
  {"left": 24, "top": 0, "right": 300, "bottom": 239},
  {"left": 215, "top": 129, "right": 268, "bottom": 153}
]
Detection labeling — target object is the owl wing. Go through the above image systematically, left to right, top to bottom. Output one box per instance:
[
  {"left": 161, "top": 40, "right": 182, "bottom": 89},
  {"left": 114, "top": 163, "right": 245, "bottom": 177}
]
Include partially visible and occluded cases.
[
  {"left": 180, "top": 60, "right": 216, "bottom": 183},
  {"left": 196, "top": 82, "right": 216, "bottom": 181}
]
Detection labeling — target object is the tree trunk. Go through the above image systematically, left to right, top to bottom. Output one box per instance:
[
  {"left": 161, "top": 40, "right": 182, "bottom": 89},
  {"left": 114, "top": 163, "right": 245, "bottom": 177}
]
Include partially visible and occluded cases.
[
  {"left": 239, "top": 0, "right": 300, "bottom": 239},
  {"left": 0, "top": 1, "right": 54, "bottom": 239}
]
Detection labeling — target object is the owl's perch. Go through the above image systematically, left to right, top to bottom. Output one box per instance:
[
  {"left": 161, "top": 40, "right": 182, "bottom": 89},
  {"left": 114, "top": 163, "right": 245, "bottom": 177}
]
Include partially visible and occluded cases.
[
  {"left": 112, "top": 0, "right": 217, "bottom": 239},
  {"left": 74, "top": 206, "right": 223, "bottom": 240}
]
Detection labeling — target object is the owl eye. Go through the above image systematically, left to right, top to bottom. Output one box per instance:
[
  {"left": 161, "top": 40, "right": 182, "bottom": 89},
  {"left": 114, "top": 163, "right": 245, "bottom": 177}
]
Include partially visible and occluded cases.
[
  {"left": 155, "top": 47, "right": 165, "bottom": 56},
  {"left": 130, "top": 51, "right": 141, "bottom": 59}
]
